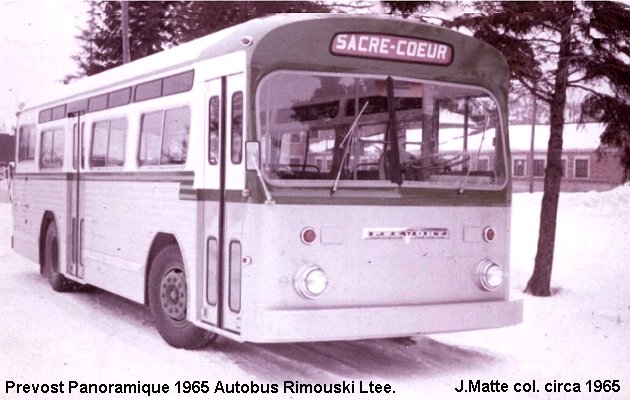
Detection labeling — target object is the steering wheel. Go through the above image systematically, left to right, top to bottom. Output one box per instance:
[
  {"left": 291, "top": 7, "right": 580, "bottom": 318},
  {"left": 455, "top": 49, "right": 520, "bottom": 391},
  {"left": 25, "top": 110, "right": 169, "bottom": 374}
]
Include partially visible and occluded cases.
[{"left": 406, "top": 152, "right": 470, "bottom": 171}]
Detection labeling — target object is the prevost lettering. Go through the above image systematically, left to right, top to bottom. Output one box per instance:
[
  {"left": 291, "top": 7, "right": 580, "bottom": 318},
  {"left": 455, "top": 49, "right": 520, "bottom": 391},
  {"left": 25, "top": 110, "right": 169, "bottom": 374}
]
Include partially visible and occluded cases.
[
  {"left": 331, "top": 33, "right": 453, "bottom": 65},
  {"left": 362, "top": 228, "right": 450, "bottom": 240}
]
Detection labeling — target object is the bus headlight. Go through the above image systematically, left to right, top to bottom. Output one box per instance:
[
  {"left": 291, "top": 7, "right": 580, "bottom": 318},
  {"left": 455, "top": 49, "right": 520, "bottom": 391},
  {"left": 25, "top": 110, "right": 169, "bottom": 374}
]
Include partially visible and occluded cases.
[
  {"left": 476, "top": 260, "right": 503, "bottom": 291},
  {"left": 294, "top": 266, "right": 328, "bottom": 299}
]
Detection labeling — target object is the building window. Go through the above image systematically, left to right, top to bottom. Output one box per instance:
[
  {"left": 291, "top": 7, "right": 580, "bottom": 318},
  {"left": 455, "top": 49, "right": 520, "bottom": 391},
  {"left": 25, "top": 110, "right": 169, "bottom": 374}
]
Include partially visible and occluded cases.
[
  {"left": 139, "top": 106, "right": 190, "bottom": 166},
  {"left": 90, "top": 118, "right": 127, "bottom": 167},
  {"left": 18, "top": 125, "right": 36, "bottom": 162},
  {"left": 40, "top": 128, "right": 65, "bottom": 168},
  {"left": 290, "top": 133, "right": 302, "bottom": 143},
  {"left": 477, "top": 157, "right": 490, "bottom": 171},
  {"left": 513, "top": 158, "right": 526, "bottom": 177},
  {"left": 533, "top": 158, "right": 546, "bottom": 177},
  {"left": 561, "top": 158, "right": 567, "bottom": 178},
  {"left": 574, "top": 158, "right": 589, "bottom": 179}
]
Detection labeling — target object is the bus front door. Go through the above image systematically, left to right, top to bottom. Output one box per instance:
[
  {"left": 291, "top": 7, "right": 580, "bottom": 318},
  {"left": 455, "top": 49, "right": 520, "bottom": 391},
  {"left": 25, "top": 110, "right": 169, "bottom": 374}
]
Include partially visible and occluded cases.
[{"left": 200, "top": 73, "right": 244, "bottom": 335}]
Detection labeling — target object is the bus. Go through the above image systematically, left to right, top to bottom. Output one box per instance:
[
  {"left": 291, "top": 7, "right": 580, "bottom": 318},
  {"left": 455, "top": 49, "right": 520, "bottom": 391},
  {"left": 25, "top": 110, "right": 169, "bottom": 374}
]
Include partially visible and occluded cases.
[{"left": 11, "top": 14, "right": 522, "bottom": 349}]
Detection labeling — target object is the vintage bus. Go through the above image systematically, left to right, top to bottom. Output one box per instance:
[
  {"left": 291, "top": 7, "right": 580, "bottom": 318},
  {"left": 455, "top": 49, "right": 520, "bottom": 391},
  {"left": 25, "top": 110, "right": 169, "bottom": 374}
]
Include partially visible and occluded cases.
[{"left": 12, "top": 14, "right": 522, "bottom": 349}]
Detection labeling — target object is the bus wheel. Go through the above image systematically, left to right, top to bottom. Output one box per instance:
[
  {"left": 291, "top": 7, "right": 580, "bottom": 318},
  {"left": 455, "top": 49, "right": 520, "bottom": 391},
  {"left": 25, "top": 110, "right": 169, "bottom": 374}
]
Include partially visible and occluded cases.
[
  {"left": 44, "top": 221, "right": 78, "bottom": 292},
  {"left": 148, "top": 244, "right": 217, "bottom": 349}
]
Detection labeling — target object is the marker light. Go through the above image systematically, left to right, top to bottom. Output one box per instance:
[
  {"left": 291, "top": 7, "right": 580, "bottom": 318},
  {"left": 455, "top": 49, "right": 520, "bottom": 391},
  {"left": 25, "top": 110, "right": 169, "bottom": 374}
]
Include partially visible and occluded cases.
[
  {"left": 240, "top": 36, "right": 253, "bottom": 47},
  {"left": 483, "top": 226, "right": 496, "bottom": 243},
  {"left": 300, "top": 227, "right": 317, "bottom": 244},
  {"left": 476, "top": 260, "right": 504, "bottom": 291},
  {"left": 294, "top": 266, "right": 328, "bottom": 299}
]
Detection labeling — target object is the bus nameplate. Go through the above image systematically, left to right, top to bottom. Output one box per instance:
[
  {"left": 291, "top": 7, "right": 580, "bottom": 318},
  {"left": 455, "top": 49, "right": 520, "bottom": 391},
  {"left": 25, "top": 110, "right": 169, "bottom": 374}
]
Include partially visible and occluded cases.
[
  {"left": 331, "top": 33, "right": 453, "bottom": 65},
  {"left": 362, "top": 228, "right": 449, "bottom": 241}
]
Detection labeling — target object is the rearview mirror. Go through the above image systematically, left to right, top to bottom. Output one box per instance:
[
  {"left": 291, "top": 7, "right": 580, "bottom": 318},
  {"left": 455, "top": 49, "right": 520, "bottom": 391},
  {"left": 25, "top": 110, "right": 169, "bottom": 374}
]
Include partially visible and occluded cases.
[{"left": 245, "top": 141, "right": 260, "bottom": 171}]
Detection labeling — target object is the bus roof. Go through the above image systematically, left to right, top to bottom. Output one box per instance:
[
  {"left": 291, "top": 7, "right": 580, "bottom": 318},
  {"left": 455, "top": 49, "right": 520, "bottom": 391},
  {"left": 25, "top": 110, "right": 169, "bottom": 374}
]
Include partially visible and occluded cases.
[{"left": 23, "top": 13, "right": 508, "bottom": 113}]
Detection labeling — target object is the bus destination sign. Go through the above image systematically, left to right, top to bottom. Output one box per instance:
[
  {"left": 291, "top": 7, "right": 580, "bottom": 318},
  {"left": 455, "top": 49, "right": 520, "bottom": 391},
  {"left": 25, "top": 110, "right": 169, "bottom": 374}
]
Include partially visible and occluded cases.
[{"left": 331, "top": 33, "right": 453, "bottom": 65}]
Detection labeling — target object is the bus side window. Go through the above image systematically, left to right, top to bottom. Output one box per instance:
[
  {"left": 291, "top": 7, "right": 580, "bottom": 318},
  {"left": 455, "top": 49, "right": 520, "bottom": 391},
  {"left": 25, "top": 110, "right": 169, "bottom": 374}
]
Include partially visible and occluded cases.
[
  {"left": 231, "top": 92, "right": 243, "bottom": 164},
  {"left": 161, "top": 106, "right": 190, "bottom": 165},
  {"left": 139, "top": 107, "right": 190, "bottom": 166},
  {"left": 139, "top": 111, "right": 162, "bottom": 166},
  {"left": 90, "top": 118, "right": 127, "bottom": 168},
  {"left": 108, "top": 118, "right": 127, "bottom": 166},
  {"left": 91, "top": 121, "right": 109, "bottom": 167},
  {"left": 18, "top": 125, "right": 36, "bottom": 162},
  {"left": 40, "top": 128, "right": 64, "bottom": 169}
]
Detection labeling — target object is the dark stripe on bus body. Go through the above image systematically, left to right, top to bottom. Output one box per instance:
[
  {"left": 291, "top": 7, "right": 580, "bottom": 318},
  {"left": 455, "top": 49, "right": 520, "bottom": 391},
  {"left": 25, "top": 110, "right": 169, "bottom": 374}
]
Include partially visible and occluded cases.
[
  {"left": 14, "top": 170, "right": 194, "bottom": 182},
  {"left": 13, "top": 172, "right": 508, "bottom": 206}
]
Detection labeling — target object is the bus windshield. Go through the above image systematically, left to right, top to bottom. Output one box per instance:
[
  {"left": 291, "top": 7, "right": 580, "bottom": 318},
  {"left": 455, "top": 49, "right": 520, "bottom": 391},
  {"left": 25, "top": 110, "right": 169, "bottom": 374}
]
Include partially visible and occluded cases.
[{"left": 257, "top": 72, "right": 506, "bottom": 189}]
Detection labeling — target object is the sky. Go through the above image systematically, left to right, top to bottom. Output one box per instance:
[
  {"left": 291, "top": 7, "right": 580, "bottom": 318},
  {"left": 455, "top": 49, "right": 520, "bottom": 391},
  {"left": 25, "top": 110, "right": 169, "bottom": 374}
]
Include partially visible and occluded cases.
[{"left": 0, "top": 0, "right": 88, "bottom": 132}]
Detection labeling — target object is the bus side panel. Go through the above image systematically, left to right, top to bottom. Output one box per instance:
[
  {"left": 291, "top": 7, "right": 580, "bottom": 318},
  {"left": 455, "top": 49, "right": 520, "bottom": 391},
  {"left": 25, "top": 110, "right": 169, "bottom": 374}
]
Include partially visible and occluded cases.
[{"left": 11, "top": 175, "right": 70, "bottom": 271}]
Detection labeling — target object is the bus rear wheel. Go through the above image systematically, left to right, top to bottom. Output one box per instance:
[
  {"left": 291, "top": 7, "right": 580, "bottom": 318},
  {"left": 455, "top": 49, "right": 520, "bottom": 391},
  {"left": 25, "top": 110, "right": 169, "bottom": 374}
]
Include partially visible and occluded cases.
[
  {"left": 43, "top": 221, "right": 78, "bottom": 292},
  {"left": 148, "top": 244, "right": 216, "bottom": 349}
]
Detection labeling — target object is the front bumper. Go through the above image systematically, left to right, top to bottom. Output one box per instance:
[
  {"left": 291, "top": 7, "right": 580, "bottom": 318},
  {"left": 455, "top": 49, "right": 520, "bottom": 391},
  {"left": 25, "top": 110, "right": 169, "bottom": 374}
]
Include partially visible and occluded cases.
[{"left": 241, "top": 298, "right": 523, "bottom": 343}]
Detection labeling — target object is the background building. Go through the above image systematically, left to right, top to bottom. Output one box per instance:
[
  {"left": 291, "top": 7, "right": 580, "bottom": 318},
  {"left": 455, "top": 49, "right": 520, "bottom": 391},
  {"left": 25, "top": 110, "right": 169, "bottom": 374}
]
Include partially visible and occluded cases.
[{"left": 509, "top": 123, "right": 625, "bottom": 192}]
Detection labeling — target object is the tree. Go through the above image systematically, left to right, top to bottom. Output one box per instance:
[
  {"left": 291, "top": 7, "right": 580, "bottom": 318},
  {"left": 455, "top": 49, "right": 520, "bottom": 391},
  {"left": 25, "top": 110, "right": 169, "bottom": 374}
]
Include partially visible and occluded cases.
[
  {"left": 69, "top": 1, "right": 331, "bottom": 78},
  {"left": 70, "top": 1, "right": 176, "bottom": 78},
  {"left": 172, "top": 1, "right": 331, "bottom": 44},
  {"left": 382, "top": 1, "right": 432, "bottom": 18},
  {"left": 446, "top": 1, "right": 630, "bottom": 296}
]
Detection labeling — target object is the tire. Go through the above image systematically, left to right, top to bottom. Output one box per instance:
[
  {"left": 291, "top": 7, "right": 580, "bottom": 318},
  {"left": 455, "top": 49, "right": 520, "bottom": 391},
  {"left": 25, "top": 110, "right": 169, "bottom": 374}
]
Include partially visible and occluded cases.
[
  {"left": 43, "top": 221, "right": 78, "bottom": 292},
  {"left": 148, "top": 244, "right": 216, "bottom": 349}
]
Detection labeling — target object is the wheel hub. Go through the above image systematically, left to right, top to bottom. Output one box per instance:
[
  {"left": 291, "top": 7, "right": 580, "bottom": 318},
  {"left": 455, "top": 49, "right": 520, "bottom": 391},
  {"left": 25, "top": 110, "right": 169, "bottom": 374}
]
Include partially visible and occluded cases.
[{"left": 160, "top": 269, "right": 186, "bottom": 321}]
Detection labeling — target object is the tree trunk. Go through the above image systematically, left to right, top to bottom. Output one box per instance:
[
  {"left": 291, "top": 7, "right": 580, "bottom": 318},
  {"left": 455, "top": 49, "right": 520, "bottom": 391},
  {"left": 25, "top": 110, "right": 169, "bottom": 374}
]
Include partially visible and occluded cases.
[
  {"left": 121, "top": 1, "right": 131, "bottom": 64},
  {"left": 525, "top": 4, "right": 573, "bottom": 296}
]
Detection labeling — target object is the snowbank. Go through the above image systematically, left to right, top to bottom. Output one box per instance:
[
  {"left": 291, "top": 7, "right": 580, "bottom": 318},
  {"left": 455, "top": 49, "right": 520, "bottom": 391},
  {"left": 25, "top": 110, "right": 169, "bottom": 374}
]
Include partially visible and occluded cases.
[{"left": 0, "top": 184, "right": 628, "bottom": 399}]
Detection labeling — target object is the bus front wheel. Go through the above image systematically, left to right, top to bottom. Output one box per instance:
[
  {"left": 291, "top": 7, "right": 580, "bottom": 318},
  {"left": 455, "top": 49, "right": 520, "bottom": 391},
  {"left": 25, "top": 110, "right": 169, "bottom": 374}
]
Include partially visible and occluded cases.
[
  {"left": 43, "top": 221, "right": 78, "bottom": 292},
  {"left": 148, "top": 244, "right": 216, "bottom": 349}
]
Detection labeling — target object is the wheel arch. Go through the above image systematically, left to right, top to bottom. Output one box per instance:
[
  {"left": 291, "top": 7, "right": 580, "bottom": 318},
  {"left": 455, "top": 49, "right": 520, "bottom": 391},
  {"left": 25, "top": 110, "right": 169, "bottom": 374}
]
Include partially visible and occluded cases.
[
  {"left": 38, "top": 210, "right": 57, "bottom": 276},
  {"left": 144, "top": 232, "right": 182, "bottom": 306}
]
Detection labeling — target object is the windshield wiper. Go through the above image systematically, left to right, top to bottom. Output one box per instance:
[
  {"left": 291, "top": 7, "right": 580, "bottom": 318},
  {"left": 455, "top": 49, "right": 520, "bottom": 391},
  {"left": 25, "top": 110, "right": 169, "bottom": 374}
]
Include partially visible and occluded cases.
[{"left": 331, "top": 100, "right": 369, "bottom": 195}]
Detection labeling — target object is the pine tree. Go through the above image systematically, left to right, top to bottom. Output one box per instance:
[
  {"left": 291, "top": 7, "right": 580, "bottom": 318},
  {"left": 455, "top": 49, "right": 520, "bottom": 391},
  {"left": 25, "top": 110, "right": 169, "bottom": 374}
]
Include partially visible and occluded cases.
[
  {"left": 69, "top": 1, "right": 331, "bottom": 78},
  {"left": 70, "top": 1, "right": 178, "bottom": 78},
  {"left": 173, "top": 1, "right": 331, "bottom": 44},
  {"left": 382, "top": 1, "right": 433, "bottom": 18},
  {"left": 446, "top": 1, "right": 630, "bottom": 296}
]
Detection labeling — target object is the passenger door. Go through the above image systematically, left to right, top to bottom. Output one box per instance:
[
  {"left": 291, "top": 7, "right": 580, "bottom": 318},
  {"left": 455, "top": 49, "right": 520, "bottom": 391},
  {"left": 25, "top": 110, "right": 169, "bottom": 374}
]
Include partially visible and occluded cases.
[
  {"left": 200, "top": 73, "right": 244, "bottom": 334},
  {"left": 68, "top": 117, "right": 85, "bottom": 279}
]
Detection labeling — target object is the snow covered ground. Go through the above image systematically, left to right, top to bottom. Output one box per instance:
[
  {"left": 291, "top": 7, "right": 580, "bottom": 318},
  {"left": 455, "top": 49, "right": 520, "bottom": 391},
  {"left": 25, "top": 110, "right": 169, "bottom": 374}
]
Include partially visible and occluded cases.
[{"left": 1, "top": 185, "right": 628, "bottom": 400}]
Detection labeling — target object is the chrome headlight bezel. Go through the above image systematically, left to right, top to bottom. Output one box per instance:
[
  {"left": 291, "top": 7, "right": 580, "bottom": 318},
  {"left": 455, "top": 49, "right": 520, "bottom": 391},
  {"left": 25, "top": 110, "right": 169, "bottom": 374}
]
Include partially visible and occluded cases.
[
  {"left": 476, "top": 259, "right": 504, "bottom": 291},
  {"left": 294, "top": 265, "right": 328, "bottom": 299}
]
